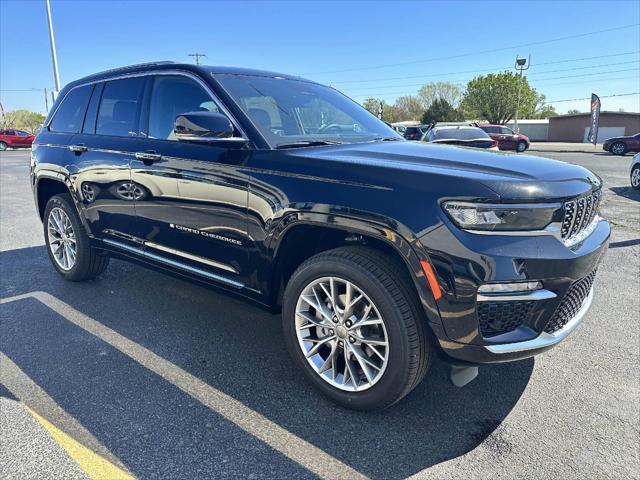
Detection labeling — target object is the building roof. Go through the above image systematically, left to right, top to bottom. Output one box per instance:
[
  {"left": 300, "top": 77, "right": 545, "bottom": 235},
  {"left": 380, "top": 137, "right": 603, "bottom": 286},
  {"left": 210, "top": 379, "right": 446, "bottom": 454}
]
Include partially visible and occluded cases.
[{"left": 550, "top": 111, "right": 640, "bottom": 119}]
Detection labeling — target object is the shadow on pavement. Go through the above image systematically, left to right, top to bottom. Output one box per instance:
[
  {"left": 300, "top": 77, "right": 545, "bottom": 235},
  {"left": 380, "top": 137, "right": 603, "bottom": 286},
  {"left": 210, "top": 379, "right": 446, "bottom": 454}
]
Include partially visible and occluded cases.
[
  {"left": 609, "top": 186, "right": 640, "bottom": 202},
  {"left": 1, "top": 245, "right": 533, "bottom": 479}
]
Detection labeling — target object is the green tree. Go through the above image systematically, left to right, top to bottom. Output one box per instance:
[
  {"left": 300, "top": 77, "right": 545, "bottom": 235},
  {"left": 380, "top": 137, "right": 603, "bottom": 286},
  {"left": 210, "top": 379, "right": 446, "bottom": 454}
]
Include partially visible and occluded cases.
[
  {"left": 461, "top": 71, "right": 542, "bottom": 124},
  {"left": 418, "top": 82, "right": 463, "bottom": 109},
  {"left": 360, "top": 98, "right": 398, "bottom": 123},
  {"left": 421, "top": 98, "right": 465, "bottom": 124},
  {"left": 566, "top": 109, "right": 582, "bottom": 115},
  {"left": 1, "top": 110, "right": 45, "bottom": 133}
]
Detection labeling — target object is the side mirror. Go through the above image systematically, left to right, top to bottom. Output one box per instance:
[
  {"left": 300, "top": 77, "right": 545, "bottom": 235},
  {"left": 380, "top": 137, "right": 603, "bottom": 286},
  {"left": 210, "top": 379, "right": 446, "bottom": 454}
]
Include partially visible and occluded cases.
[{"left": 174, "top": 112, "right": 247, "bottom": 145}]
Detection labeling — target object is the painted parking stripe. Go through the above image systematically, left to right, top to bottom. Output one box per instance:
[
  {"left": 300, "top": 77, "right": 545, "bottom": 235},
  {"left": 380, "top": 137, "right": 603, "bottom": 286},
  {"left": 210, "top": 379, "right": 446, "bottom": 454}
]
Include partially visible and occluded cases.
[
  {"left": 0, "top": 292, "right": 368, "bottom": 480},
  {"left": 26, "top": 407, "right": 134, "bottom": 480}
]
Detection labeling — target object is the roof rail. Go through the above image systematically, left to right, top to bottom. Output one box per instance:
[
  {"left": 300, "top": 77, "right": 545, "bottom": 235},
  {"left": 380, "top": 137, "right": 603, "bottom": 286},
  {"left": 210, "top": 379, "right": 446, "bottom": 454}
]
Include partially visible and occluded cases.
[{"left": 90, "top": 61, "right": 176, "bottom": 76}]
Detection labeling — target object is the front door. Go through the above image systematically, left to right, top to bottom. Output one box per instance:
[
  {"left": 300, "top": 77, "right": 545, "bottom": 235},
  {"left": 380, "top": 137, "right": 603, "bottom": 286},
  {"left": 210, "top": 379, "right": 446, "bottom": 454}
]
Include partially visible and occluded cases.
[{"left": 131, "top": 74, "right": 250, "bottom": 284}]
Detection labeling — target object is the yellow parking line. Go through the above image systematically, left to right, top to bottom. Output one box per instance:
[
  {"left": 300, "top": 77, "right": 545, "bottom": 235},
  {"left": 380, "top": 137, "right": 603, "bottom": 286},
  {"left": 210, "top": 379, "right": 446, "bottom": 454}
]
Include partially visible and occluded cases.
[
  {"left": 1, "top": 292, "right": 368, "bottom": 480},
  {"left": 25, "top": 406, "right": 134, "bottom": 480}
]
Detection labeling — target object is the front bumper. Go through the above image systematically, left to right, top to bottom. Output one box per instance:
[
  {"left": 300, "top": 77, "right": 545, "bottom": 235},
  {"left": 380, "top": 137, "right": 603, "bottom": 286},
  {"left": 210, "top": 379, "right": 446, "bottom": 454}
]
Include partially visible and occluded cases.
[{"left": 419, "top": 216, "right": 609, "bottom": 364}]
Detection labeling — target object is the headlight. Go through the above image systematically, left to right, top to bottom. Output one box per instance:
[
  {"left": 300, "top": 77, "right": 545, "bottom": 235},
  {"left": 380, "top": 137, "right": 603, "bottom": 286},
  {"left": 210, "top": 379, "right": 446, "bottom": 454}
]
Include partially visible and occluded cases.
[{"left": 442, "top": 201, "right": 562, "bottom": 231}]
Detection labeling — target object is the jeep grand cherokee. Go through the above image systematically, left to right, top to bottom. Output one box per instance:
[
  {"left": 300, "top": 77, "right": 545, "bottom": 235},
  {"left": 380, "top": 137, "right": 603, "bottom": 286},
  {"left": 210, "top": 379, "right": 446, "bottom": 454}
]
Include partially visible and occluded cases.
[{"left": 31, "top": 62, "right": 609, "bottom": 410}]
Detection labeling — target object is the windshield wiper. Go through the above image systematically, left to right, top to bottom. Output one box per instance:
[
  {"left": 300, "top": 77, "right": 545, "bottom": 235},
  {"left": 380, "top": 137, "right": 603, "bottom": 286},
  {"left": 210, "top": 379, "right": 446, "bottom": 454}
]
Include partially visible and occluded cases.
[
  {"left": 371, "top": 137, "right": 403, "bottom": 142},
  {"left": 275, "top": 140, "right": 344, "bottom": 149}
]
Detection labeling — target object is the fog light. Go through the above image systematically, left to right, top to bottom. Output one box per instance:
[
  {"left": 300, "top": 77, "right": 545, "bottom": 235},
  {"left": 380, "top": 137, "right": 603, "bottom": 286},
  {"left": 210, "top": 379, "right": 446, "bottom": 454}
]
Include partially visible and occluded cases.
[{"left": 478, "top": 281, "right": 542, "bottom": 294}]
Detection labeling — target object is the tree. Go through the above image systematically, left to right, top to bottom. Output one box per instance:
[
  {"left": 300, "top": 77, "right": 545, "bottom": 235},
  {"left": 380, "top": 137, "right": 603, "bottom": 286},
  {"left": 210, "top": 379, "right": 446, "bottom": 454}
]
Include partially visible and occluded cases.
[
  {"left": 461, "top": 71, "right": 541, "bottom": 124},
  {"left": 418, "top": 82, "right": 463, "bottom": 109},
  {"left": 392, "top": 95, "right": 423, "bottom": 122},
  {"left": 361, "top": 98, "right": 398, "bottom": 123},
  {"left": 421, "top": 98, "right": 465, "bottom": 124},
  {"left": 566, "top": 109, "right": 582, "bottom": 115},
  {"left": 0, "top": 110, "right": 45, "bottom": 133}
]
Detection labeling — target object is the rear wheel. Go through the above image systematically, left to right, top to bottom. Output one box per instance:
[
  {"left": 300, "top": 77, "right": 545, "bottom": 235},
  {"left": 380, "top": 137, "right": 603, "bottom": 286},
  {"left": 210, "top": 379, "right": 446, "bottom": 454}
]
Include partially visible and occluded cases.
[
  {"left": 516, "top": 140, "right": 527, "bottom": 152},
  {"left": 611, "top": 142, "right": 627, "bottom": 155},
  {"left": 631, "top": 166, "right": 640, "bottom": 190},
  {"left": 44, "top": 194, "right": 109, "bottom": 281},
  {"left": 282, "top": 246, "right": 431, "bottom": 410}
]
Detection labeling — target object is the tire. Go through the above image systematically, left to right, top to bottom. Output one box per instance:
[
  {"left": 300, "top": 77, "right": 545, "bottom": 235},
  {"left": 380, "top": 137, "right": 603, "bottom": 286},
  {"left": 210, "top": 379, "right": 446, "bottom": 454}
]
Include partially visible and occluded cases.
[
  {"left": 516, "top": 140, "right": 527, "bottom": 153},
  {"left": 0, "top": 142, "right": 7, "bottom": 151},
  {"left": 611, "top": 142, "right": 627, "bottom": 156},
  {"left": 631, "top": 166, "right": 640, "bottom": 190},
  {"left": 43, "top": 193, "right": 109, "bottom": 281},
  {"left": 282, "top": 246, "right": 431, "bottom": 410}
]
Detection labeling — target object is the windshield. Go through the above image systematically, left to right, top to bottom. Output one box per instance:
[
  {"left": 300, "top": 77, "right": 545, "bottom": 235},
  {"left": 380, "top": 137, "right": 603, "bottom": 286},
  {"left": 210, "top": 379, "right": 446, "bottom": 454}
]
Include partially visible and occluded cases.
[
  {"left": 215, "top": 74, "right": 402, "bottom": 147},
  {"left": 430, "top": 127, "right": 491, "bottom": 141}
]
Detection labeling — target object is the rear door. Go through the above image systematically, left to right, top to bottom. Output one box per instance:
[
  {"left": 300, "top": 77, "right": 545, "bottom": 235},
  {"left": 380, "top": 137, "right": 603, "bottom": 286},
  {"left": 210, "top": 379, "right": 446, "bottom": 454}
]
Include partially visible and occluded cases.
[
  {"left": 130, "top": 73, "right": 249, "bottom": 283},
  {"left": 71, "top": 76, "right": 148, "bottom": 248}
]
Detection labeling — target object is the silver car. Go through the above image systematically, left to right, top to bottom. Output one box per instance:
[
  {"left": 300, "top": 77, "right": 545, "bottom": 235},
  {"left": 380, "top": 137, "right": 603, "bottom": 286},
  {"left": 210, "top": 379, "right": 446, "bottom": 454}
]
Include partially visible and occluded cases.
[{"left": 631, "top": 153, "right": 640, "bottom": 190}]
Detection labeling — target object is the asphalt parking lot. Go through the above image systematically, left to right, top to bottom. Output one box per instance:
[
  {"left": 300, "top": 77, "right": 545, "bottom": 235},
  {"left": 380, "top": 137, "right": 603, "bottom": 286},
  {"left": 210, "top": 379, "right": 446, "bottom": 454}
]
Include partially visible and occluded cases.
[{"left": 1, "top": 148, "right": 638, "bottom": 479}]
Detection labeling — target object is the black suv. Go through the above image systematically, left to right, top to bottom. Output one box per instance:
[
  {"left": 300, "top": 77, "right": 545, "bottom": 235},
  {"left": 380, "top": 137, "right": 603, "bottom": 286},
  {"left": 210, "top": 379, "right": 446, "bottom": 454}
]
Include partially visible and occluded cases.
[{"left": 32, "top": 62, "right": 609, "bottom": 410}]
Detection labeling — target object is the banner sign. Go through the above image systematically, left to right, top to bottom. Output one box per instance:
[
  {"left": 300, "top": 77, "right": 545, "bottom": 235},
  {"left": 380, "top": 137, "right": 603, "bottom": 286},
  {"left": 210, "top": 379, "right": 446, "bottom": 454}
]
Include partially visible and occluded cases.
[{"left": 587, "top": 93, "right": 601, "bottom": 145}]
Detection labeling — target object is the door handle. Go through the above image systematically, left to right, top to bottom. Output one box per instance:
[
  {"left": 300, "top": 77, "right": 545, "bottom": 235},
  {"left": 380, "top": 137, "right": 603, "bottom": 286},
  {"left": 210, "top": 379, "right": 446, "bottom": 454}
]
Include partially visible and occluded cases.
[
  {"left": 68, "top": 144, "right": 87, "bottom": 153},
  {"left": 135, "top": 151, "right": 162, "bottom": 162}
]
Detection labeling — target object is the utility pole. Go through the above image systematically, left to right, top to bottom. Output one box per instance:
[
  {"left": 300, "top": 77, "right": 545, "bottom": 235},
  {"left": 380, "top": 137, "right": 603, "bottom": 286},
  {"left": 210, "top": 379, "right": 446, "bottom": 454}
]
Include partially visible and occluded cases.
[
  {"left": 45, "top": 0, "right": 61, "bottom": 96},
  {"left": 188, "top": 53, "right": 206, "bottom": 65},
  {"left": 513, "top": 55, "right": 530, "bottom": 133},
  {"left": 44, "top": 87, "right": 49, "bottom": 113}
]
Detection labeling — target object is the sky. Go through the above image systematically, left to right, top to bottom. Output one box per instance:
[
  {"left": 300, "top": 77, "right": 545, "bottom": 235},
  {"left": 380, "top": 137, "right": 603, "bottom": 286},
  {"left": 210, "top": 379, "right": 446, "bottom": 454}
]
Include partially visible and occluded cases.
[{"left": 1, "top": 0, "right": 639, "bottom": 115}]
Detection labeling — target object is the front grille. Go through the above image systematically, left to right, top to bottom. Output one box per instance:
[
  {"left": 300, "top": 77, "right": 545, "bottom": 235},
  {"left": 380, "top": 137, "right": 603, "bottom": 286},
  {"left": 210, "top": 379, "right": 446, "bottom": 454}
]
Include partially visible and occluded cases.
[
  {"left": 561, "top": 190, "right": 601, "bottom": 243},
  {"left": 544, "top": 270, "right": 597, "bottom": 334},
  {"left": 478, "top": 300, "right": 535, "bottom": 337}
]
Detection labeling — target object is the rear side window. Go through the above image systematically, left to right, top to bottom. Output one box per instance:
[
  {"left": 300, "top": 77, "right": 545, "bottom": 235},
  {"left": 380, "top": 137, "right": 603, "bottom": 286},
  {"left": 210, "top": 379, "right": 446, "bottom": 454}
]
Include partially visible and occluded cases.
[
  {"left": 96, "top": 77, "right": 145, "bottom": 137},
  {"left": 49, "top": 85, "right": 93, "bottom": 133}
]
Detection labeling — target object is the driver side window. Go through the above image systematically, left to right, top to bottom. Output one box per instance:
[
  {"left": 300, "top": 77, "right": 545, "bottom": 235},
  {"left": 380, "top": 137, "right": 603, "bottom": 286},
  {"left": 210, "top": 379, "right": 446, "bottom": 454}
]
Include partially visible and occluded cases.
[{"left": 148, "top": 75, "right": 220, "bottom": 140}]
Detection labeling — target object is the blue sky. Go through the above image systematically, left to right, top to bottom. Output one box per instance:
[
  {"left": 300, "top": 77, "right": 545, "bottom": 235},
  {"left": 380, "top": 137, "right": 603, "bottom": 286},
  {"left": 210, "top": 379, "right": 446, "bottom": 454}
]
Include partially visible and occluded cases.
[{"left": 1, "top": 0, "right": 639, "bottom": 115}]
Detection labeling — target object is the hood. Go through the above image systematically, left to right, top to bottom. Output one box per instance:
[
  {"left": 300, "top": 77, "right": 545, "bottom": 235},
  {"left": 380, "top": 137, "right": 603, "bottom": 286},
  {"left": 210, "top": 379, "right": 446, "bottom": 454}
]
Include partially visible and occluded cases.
[
  {"left": 604, "top": 136, "right": 630, "bottom": 143},
  {"left": 290, "top": 140, "right": 600, "bottom": 201}
]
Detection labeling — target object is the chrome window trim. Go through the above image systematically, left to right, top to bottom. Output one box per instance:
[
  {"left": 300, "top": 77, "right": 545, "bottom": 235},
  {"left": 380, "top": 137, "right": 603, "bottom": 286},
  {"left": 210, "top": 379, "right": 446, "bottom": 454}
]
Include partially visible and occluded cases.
[
  {"left": 46, "top": 70, "right": 250, "bottom": 142},
  {"left": 485, "top": 287, "right": 593, "bottom": 354},
  {"left": 477, "top": 289, "right": 557, "bottom": 302}
]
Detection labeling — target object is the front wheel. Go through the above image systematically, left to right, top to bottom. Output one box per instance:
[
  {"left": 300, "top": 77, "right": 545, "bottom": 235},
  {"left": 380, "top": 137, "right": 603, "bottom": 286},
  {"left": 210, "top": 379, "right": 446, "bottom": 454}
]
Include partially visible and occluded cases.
[
  {"left": 516, "top": 140, "right": 527, "bottom": 152},
  {"left": 0, "top": 142, "right": 7, "bottom": 151},
  {"left": 611, "top": 142, "right": 627, "bottom": 155},
  {"left": 631, "top": 166, "right": 640, "bottom": 190},
  {"left": 44, "top": 193, "right": 109, "bottom": 281},
  {"left": 282, "top": 247, "right": 431, "bottom": 410}
]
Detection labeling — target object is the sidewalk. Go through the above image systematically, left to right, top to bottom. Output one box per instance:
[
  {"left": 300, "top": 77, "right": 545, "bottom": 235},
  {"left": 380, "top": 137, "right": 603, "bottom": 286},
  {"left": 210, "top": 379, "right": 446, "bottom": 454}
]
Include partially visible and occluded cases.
[{"left": 528, "top": 142, "right": 603, "bottom": 153}]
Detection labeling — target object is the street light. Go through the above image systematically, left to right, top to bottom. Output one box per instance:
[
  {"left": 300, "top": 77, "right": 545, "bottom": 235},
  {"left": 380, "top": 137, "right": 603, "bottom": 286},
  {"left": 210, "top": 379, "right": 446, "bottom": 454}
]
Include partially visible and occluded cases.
[
  {"left": 45, "top": 0, "right": 61, "bottom": 96},
  {"left": 513, "top": 55, "right": 530, "bottom": 133}
]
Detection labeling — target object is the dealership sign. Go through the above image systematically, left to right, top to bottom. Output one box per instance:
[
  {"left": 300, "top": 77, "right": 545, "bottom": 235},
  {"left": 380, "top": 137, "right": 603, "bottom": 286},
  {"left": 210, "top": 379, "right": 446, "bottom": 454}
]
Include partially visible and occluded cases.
[{"left": 587, "top": 93, "right": 601, "bottom": 145}]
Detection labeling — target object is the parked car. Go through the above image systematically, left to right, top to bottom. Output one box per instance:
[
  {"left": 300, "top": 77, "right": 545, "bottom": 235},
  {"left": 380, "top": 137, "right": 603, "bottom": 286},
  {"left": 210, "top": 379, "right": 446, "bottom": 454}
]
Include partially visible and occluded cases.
[
  {"left": 32, "top": 62, "right": 609, "bottom": 410},
  {"left": 477, "top": 124, "right": 530, "bottom": 152},
  {"left": 403, "top": 125, "right": 427, "bottom": 140},
  {"left": 422, "top": 125, "right": 499, "bottom": 150},
  {"left": 0, "top": 128, "right": 35, "bottom": 150},
  {"left": 602, "top": 133, "right": 640, "bottom": 155},
  {"left": 631, "top": 153, "right": 640, "bottom": 190}
]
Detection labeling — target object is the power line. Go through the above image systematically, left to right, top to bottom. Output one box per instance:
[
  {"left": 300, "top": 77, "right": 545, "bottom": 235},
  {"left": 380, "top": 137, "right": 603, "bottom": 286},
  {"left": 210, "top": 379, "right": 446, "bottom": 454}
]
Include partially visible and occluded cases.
[
  {"left": 303, "top": 23, "right": 640, "bottom": 75},
  {"left": 330, "top": 51, "right": 640, "bottom": 85},
  {"left": 344, "top": 67, "right": 639, "bottom": 94},
  {"left": 545, "top": 92, "right": 639, "bottom": 104}
]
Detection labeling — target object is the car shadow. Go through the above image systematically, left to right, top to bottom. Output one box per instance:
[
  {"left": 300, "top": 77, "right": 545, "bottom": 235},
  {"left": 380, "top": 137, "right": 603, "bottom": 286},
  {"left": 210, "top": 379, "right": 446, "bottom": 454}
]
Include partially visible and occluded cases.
[
  {"left": 609, "top": 186, "right": 640, "bottom": 202},
  {"left": 0, "top": 246, "right": 533, "bottom": 479}
]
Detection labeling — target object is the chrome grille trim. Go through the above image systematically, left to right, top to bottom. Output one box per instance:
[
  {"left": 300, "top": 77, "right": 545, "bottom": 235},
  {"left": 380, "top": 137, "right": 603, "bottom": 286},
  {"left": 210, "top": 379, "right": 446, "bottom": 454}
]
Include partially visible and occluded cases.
[{"left": 561, "top": 190, "right": 601, "bottom": 246}]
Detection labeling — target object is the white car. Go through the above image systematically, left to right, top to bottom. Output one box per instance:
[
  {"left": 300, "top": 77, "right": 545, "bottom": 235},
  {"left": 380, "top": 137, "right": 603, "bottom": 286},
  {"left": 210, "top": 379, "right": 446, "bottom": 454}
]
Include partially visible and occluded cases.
[{"left": 631, "top": 153, "right": 640, "bottom": 190}]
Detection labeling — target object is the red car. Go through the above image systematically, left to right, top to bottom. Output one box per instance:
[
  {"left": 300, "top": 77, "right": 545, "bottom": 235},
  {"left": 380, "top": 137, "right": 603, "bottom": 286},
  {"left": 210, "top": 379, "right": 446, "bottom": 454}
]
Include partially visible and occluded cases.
[
  {"left": 477, "top": 124, "right": 530, "bottom": 152},
  {"left": 0, "top": 129, "right": 35, "bottom": 150}
]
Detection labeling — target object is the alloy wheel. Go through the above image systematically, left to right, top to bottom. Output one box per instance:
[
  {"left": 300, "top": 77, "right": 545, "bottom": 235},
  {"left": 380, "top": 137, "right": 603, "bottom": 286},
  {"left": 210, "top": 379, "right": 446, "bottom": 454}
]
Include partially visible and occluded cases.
[
  {"left": 611, "top": 143, "right": 626, "bottom": 155},
  {"left": 632, "top": 167, "right": 640, "bottom": 188},
  {"left": 116, "top": 182, "right": 144, "bottom": 201},
  {"left": 47, "top": 207, "right": 77, "bottom": 271},
  {"left": 294, "top": 276, "right": 389, "bottom": 392}
]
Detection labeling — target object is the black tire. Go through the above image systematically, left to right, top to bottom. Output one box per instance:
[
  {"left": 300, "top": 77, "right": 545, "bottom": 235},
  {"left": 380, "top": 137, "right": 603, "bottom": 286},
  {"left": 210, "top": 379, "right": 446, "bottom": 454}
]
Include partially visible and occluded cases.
[
  {"left": 516, "top": 140, "right": 527, "bottom": 153},
  {"left": 0, "top": 141, "right": 7, "bottom": 151},
  {"left": 611, "top": 141, "right": 627, "bottom": 156},
  {"left": 631, "top": 166, "right": 640, "bottom": 190},
  {"left": 43, "top": 193, "right": 109, "bottom": 281},
  {"left": 282, "top": 246, "right": 431, "bottom": 410}
]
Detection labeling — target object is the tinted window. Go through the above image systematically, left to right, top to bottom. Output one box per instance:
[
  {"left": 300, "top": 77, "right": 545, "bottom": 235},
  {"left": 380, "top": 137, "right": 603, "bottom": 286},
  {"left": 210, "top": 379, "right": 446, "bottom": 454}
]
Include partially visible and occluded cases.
[
  {"left": 148, "top": 75, "right": 219, "bottom": 140},
  {"left": 96, "top": 77, "right": 145, "bottom": 137},
  {"left": 82, "top": 82, "right": 104, "bottom": 134},
  {"left": 49, "top": 85, "right": 93, "bottom": 133},
  {"left": 432, "top": 127, "right": 490, "bottom": 140},
  {"left": 501, "top": 127, "right": 514, "bottom": 134},
  {"left": 16, "top": 131, "right": 30, "bottom": 136}
]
